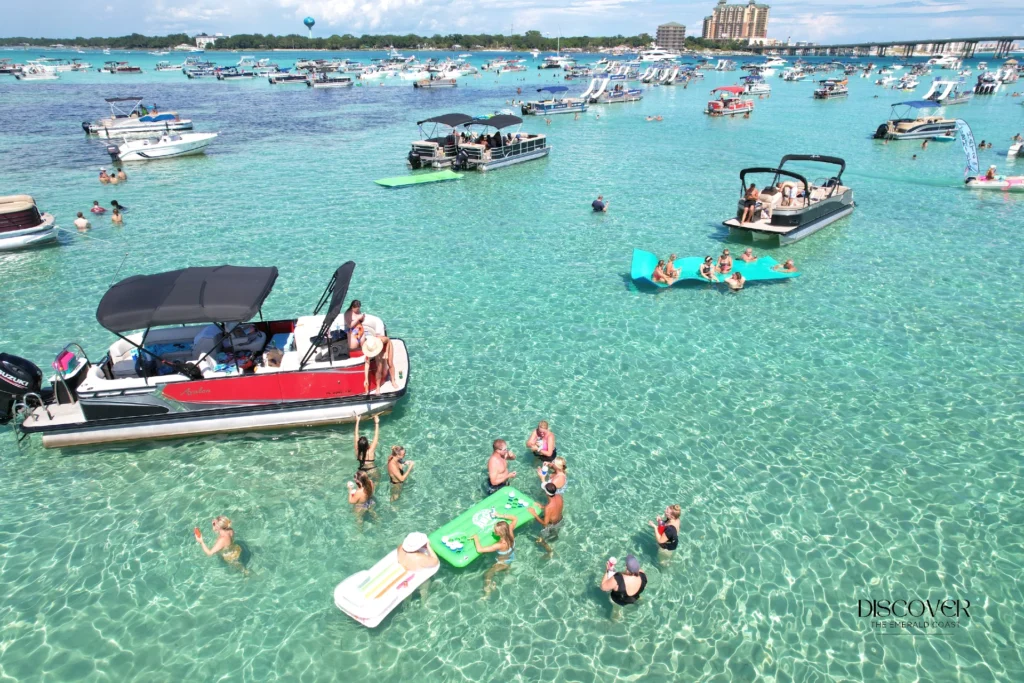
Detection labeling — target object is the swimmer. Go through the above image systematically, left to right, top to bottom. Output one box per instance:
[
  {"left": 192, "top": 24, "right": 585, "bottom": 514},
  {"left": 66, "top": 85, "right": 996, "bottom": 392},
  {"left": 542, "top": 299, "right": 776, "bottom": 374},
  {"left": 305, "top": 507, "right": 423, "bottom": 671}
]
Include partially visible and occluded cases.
[
  {"left": 645, "top": 116, "right": 654, "bottom": 121},
  {"left": 545, "top": 118, "right": 552, "bottom": 126},
  {"left": 921, "top": 139, "right": 929, "bottom": 150},
  {"left": 98, "top": 168, "right": 110, "bottom": 184},
  {"left": 116, "top": 168, "right": 127, "bottom": 182},
  {"left": 108, "top": 172, "right": 120, "bottom": 185},
  {"left": 592, "top": 195, "right": 608, "bottom": 213},
  {"left": 111, "top": 200, "right": 127, "bottom": 212},
  {"left": 90, "top": 201, "right": 106, "bottom": 214},
  {"left": 111, "top": 208, "right": 123, "bottom": 225},
  {"left": 73, "top": 212, "right": 91, "bottom": 231},
  {"left": 739, "top": 248, "right": 757, "bottom": 263},
  {"left": 698, "top": 256, "right": 717, "bottom": 283},
  {"left": 773, "top": 258, "right": 798, "bottom": 273},
  {"left": 724, "top": 272, "right": 745, "bottom": 291},
  {"left": 353, "top": 414, "right": 380, "bottom": 481},
  {"left": 526, "top": 420, "right": 557, "bottom": 462},
  {"left": 486, "top": 439, "right": 517, "bottom": 494},
  {"left": 386, "top": 445, "right": 414, "bottom": 502},
  {"left": 348, "top": 470, "right": 377, "bottom": 526},
  {"left": 528, "top": 482, "right": 564, "bottom": 556},
  {"left": 650, "top": 505, "right": 682, "bottom": 565},
  {"left": 470, "top": 513, "right": 519, "bottom": 595},
  {"left": 195, "top": 516, "right": 244, "bottom": 570},
  {"left": 397, "top": 532, "right": 438, "bottom": 571},
  {"left": 601, "top": 554, "right": 647, "bottom": 610}
]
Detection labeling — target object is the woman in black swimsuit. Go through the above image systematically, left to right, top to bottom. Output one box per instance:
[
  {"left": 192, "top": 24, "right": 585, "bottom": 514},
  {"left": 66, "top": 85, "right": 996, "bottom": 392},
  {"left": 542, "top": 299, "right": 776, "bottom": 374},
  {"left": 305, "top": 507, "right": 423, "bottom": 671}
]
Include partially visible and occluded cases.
[
  {"left": 699, "top": 256, "right": 717, "bottom": 283},
  {"left": 353, "top": 414, "right": 380, "bottom": 482},
  {"left": 386, "top": 445, "right": 414, "bottom": 501},
  {"left": 601, "top": 554, "right": 647, "bottom": 609}
]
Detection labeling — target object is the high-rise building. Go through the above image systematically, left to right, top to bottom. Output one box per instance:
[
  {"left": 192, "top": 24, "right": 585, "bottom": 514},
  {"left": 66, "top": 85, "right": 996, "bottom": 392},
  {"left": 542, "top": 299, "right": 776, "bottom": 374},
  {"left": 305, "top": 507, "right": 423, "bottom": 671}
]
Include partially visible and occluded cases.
[
  {"left": 702, "top": 0, "right": 770, "bottom": 41},
  {"left": 656, "top": 22, "right": 687, "bottom": 52}
]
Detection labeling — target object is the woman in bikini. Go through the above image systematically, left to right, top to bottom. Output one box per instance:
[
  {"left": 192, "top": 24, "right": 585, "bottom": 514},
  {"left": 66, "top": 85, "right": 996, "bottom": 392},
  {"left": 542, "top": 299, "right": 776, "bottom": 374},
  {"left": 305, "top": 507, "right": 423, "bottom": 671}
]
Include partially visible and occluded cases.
[
  {"left": 718, "top": 249, "right": 733, "bottom": 275},
  {"left": 664, "top": 254, "right": 680, "bottom": 280},
  {"left": 699, "top": 256, "right": 718, "bottom": 283},
  {"left": 651, "top": 261, "right": 672, "bottom": 285},
  {"left": 343, "top": 300, "right": 366, "bottom": 351},
  {"left": 353, "top": 414, "right": 380, "bottom": 481},
  {"left": 526, "top": 420, "right": 557, "bottom": 462},
  {"left": 386, "top": 445, "right": 414, "bottom": 501},
  {"left": 348, "top": 470, "right": 377, "bottom": 526},
  {"left": 470, "top": 514, "right": 519, "bottom": 595},
  {"left": 195, "top": 516, "right": 245, "bottom": 572}
]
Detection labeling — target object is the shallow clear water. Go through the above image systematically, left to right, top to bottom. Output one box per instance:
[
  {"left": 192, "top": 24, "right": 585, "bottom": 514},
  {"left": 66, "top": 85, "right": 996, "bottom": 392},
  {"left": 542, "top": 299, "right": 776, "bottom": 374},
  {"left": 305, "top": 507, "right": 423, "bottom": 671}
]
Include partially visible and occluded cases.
[{"left": 1, "top": 50, "right": 1023, "bottom": 681}]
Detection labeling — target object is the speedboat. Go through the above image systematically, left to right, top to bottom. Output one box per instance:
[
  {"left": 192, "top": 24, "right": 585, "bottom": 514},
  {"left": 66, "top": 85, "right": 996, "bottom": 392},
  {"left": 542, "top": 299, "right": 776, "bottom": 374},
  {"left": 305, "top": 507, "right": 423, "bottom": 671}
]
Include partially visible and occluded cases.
[
  {"left": 637, "top": 49, "right": 680, "bottom": 63},
  {"left": 539, "top": 55, "right": 574, "bottom": 70},
  {"left": 927, "top": 55, "right": 960, "bottom": 69},
  {"left": 0, "top": 59, "right": 24, "bottom": 74},
  {"left": 715, "top": 59, "right": 736, "bottom": 71},
  {"left": 100, "top": 61, "right": 142, "bottom": 74},
  {"left": 155, "top": 61, "right": 183, "bottom": 71},
  {"left": 14, "top": 65, "right": 59, "bottom": 81},
  {"left": 217, "top": 67, "right": 254, "bottom": 80},
  {"left": 780, "top": 67, "right": 806, "bottom": 81},
  {"left": 268, "top": 71, "right": 308, "bottom": 84},
  {"left": 974, "top": 71, "right": 1002, "bottom": 95},
  {"left": 308, "top": 73, "right": 354, "bottom": 88},
  {"left": 413, "top": 74, "right": 457, "bottom": 88},
  {"left": 742, "top": 74, "right": 771, "bottom": 95},
  {"left": 893, "top": 74, "right": 918, "bottom": 91},
  {"left": 923, "top": 77, "right": 972, "bottom": 105},
  {"left": 813, "top": 78, "right": 848, "bottom": 99},
  {"left": 590, "top": 82, "right": 642, "bottom": 104},
  {"left": 521, "top": 86, "right": 588, "bottom": 115},
  {"left": 705, "top": 87, "right": 754, "bottom": 116},
  {"left": 83, "top": 98, "right": 193, "bottom": 138},
  {"left": 873, "top": 101, "right": 956, "bottom": 140},
  {"left": 408, "top": 113, "right": 549, "bottom": 172},
  {"left": 107, "top": 132, "right": 218, "bottom": 162},
  {"left": 1009, "top": 142, "right": 1024, "bottom": 158},
  {"left": 722, "top": 155, "right": 854, "bottom": 245},
  {"left": 0, "top": 195, "right": 56, "bottom": 251},
  {"left": 0, "top": 262, "right": 409, "bottom": 449}
]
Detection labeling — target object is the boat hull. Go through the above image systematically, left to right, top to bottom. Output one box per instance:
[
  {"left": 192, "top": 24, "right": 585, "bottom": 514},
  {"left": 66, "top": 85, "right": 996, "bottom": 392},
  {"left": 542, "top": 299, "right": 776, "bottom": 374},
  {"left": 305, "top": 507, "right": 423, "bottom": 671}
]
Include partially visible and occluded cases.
[
  {"left": 86, "top": 119, "right": 194, "bottom": 138},
  {"left": 115, "top": 134, "right": 217, "bottom": 162},
  {"left": 473, "top": 147, "right": 550, "bottom": 172},
  {"left": 724, "top": 201, "right": 854, "bottom": 245},
  {"left": 0, "top": 216, "right": 57, "bottom": 252}
]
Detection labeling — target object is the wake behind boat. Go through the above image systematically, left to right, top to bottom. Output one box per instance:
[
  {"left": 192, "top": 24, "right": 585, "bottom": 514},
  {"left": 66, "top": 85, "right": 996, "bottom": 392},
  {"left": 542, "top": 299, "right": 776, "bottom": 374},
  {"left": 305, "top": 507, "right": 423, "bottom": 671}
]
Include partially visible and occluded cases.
[
  {"left": 107, "top": 132, "right": 218, "bottom": 162},
  {"left": 1, "top": 262, "right": 409, "bottom": 449}
]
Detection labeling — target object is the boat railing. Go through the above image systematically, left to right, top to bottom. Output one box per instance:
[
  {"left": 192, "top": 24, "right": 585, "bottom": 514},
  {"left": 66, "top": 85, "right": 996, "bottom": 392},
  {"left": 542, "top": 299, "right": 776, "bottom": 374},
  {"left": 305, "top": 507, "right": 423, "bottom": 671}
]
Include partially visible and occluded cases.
[{"left": 463, "top": 135, "right": 547, "bottom": 162}]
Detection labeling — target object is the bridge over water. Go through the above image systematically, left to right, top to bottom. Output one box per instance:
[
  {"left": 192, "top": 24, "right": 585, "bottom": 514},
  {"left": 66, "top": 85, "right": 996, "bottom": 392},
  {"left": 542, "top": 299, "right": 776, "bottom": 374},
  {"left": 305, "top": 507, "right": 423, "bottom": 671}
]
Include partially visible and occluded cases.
[{"left": 752, "top": 37, "right": 1022, "bottom": 59}]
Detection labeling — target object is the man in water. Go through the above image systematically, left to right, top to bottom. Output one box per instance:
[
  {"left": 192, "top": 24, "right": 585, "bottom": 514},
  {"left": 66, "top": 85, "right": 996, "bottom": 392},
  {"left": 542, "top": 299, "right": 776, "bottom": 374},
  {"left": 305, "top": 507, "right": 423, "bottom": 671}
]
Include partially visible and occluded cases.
[
  {"left": 98, "top": 168, "right": 110, "bottom": 184},
  {"left": 592, "top": 195, "right": 608, "bottom": 213},
  {"left": 73, "top": 212, "right": 91, "bottom": 231},
  {"left": 739, "top": 248, "right": 758, "bottom": 263},
  {"left": 724, "top": 272, "right": 745, "bottom": 291},
  {"left": 486, "top": 439, "right": 517, "bottom": 493},
  {"left": 528, "top": 482, "right": 563, "bottom": 557}
]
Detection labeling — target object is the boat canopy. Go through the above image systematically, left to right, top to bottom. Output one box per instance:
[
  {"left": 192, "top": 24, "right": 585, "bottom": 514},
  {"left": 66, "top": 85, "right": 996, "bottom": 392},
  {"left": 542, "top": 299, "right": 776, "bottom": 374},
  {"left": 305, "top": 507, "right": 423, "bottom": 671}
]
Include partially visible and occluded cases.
[
  {"left": 537, "top": 86, "right": 568, "bottom": 93},
  {"left": 712, "top": 86, "right": 744, "bottom": 94},
  {"left": 104, "top": 97, "right": 144, "bottom": 103},
  {"left": 891, "top": 100, "right": 941, "bottom": 109},
  {"left": 416, "top": 113, "right": 473, "bottom": 127},
  {"left": 465, "top": 114, "right": 523, "bottom": 129},
  {"left": 779, "top": 154, "right": 846, "bottom": 179},
  {"left": 96, "top": 266, "right": 279, "bottom": 333}
]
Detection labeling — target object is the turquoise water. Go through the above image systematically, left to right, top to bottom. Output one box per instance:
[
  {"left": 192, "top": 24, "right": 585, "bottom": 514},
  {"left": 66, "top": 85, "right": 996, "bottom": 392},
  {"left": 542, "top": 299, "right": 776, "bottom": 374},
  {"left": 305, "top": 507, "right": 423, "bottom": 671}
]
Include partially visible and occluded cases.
[{"left": 1, "top": 50, "right": 1023, "bottom": 681}]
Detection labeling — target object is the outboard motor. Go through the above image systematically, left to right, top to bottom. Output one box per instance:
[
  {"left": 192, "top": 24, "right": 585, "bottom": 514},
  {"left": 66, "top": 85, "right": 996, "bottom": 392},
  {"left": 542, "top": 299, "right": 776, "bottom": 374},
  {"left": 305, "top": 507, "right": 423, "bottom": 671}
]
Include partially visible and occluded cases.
[
  {"left": 106, "top": 145, "right": 121, "bottom": 161},
  {"left": 453, "top": 149, "right": 469, "bottom": 171},
  {"left": 408, "top": 151, "right": 422, "bottom": 169},
  {"left": 0, "top": 353, "right": 43, "bottom": 425}
]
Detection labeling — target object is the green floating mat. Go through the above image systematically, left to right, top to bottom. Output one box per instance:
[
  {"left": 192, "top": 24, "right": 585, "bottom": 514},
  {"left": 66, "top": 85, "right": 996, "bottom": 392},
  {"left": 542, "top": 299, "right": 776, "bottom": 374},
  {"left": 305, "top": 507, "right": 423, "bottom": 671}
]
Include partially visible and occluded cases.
[
  {"left": 375, "top": 170, "right": 463, "bottom": 188},
  {"left": 630, "top": 248, "right": 800, "bottom": 287},
  {"left": 428, "top": 487, "right": 539, "bottom": 568}
]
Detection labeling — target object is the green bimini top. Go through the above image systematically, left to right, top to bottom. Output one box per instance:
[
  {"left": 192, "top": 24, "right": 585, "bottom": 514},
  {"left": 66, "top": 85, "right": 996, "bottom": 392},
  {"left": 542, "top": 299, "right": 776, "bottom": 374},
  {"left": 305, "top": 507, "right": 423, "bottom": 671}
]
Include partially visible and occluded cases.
[
  {"left": 375, "top": 170, "right": 462, "bottom": 188},
  {"left": 630, "top": 248, "right": 800, "bottom": 287},
  {"left": 428, "top": 487, "right": 540, "bottom": 568}
]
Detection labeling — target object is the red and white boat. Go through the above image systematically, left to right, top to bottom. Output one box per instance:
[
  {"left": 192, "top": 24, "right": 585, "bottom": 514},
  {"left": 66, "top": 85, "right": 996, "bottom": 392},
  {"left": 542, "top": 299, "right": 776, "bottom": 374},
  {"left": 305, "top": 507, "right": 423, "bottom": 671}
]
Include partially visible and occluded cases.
[
  {"left": 705, "top": 86, "right": 755, "bottom": 117},
  {"left": 0, "top": 262, "right": 409, "bottom": 448}
]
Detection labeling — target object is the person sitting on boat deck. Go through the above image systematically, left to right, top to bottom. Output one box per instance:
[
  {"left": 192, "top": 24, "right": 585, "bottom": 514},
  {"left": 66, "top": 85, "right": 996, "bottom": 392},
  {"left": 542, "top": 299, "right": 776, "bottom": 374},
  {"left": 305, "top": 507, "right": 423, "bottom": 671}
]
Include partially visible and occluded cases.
[
  {"left": 138, "top": 104, "right": 149, "bottom": 116},
  {"left": 985, "top": 165, "right": 998, "bottom": 180},
  {"left": 98, "top": 168, "right": 110, "bottom": 184},
  {"left": 740, "top": 184, "right": 760, "bottom": 224},
  {"left": 592, "top": 195, "right": 608, "bottom": 212},
  {"left": 111, "top": 200, "right": 127, "bottom": 212},
  {"left": 90, "top": 201, "right": 106, "bottom": 214},
  {"left": 111, "top": 208, "right": 123, "bottom": 226},
  {"left": 73, "top": 212, "right": 91, "bottom": 231},
  {"left": 739, "top": 248, "right": 757, "bottom": 263},
  {"left": 718, "top": 249, "right": 733, "bottom": 274},
  {"left": 665, "top": 254, "right": 680, "bottom": 280},
  {"left": 699, "top": 256, "right": 717, "bottom": 283},
  {"left": 773, "top": 259, "right": 798, "bottom": 273},
  {"left": 652, "top": 260, "right": 674, "bottom": 286},
  {"left": 724, "top": 271, "right": 745, "bottom": 291},
  {"left": 342, "top": 299, "right": 366, "bottom": 351},
  {"left": 354, "top": 414, "right": 380, "bottom": 480},
  {"left": 527, "top": 420, "right": 557, "bottom": 462},
  {"left": 486, "top": 439, "right": 517, "bottom": 494},
  {"left": 387, "top": 445, "right": 414, "bottom": 501},
  {"left": 348, "top": 470, "right": 377, "bottom": 524},
  {"left": 528, "top": 482, "right": 564, "bottom": 556},
  {"left": 649, "top": 504, "right": 682, "bottom": 563},
  {"left": 470, "top": 513, "right": 519, "bottom": 595},
  {"left": 195, "top": 516, "right": 244, "bottom": 570},
  {"left": 397, "top": 532, "right": 438, "bottom": 571},
  {"left": 601, "top": 554, "right": 648, "bottom": 607}
]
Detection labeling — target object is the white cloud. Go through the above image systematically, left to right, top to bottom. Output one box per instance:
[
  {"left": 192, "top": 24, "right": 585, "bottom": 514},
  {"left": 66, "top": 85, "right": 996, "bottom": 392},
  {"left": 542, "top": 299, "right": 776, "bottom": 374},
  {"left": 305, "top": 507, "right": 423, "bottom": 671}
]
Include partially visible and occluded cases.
[{"left": 278, "top": 0, "right": 429, "bottom": 31}]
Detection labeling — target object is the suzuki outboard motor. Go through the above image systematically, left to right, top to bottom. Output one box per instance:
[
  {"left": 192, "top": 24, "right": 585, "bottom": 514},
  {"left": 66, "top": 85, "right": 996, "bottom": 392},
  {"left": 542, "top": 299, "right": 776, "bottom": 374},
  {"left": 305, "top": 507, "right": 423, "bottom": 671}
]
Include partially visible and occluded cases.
[{"left": 0, "top": 353, "right": 42, "bottom": 425}]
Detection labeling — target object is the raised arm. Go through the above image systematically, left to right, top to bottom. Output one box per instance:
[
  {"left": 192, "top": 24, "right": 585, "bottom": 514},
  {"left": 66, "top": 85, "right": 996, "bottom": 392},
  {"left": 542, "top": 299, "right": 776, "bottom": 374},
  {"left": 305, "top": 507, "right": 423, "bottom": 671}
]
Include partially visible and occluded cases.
[
  {"left": 353, "top": 415, "right": 361, "bottom": 457},
  {"left": 369, "top": 415, "right": 380, "bottom": 456}
]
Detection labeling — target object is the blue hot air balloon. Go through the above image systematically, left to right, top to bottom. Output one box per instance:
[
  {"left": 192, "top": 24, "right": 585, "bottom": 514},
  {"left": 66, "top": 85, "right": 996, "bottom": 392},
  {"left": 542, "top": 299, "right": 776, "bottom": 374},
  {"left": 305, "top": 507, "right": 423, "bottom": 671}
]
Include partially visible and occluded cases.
[{"left": 304, "top": 16, "right": 315, "bottom": 38}]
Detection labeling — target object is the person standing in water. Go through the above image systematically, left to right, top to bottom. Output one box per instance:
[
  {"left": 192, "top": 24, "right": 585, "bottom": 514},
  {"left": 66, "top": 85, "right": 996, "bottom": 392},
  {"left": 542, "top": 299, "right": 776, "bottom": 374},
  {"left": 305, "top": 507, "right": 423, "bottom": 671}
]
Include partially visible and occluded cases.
[
  {"left": 353, "top": 414, "right": 380, "bottom": 481},
  {"left": 526, "top": 420, "right": 557, "bottom": 462},
  {"left": 486, "top": 439, "right": 517, "bottom": 493},
  {"left": 386, "top": 445, "right": 414, "bottom": 501},
  {"left": 348, "top": 470, "right": 377, "bottom": 527},
  {"left": 528, "top": 482, "right": 564, "bottom": 557},
  {"left": 649, "top": 504, "right": 681, "bottom": 565},
  {"left": 470, "top": 513, "right": 519, "bottom": 595},
  {"left": 195, "top": 516, "right": 244, "bottom": 570},
  {"left": 601, "top": 554, "right": 647, "bottom": 610}
]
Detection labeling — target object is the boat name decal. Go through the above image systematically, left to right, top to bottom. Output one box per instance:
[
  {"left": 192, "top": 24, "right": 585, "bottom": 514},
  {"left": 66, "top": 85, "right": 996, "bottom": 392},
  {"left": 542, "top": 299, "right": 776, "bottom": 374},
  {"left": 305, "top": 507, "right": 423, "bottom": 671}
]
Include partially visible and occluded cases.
[{"left": 179, "top": 387, "right": 211, "bottom": 397}]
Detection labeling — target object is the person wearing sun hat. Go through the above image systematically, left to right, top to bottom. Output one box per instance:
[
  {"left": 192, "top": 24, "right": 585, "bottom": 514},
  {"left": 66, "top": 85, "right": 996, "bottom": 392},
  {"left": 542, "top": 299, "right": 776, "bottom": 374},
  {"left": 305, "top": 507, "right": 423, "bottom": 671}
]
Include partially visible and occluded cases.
[
  {"left": 361, "top": 334, "right": 395, "bottom": 396},
  {"left": 397, "top": 532, "right": 438, "bottom": 571}
]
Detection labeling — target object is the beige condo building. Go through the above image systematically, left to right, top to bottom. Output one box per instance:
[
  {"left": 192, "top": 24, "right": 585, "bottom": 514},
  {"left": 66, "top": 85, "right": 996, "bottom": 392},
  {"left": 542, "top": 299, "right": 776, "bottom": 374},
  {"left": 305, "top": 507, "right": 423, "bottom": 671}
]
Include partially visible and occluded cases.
[
  {"left": 702, "top": 0, "right": 770, "bottom": 41},
  {"left": 656, "top": 22, "right": 687, "bottom": 52}
]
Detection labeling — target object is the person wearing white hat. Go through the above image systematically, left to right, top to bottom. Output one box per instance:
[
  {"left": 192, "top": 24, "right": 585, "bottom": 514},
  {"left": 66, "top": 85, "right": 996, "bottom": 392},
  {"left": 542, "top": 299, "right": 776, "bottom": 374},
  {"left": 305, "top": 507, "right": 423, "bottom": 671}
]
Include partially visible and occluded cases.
[
  {"left": 985, "top": 165, "right": 998, "bottom": 180},
  {"left": 98, "top": 168, "right": 110, "bottom": 184},
  {"left": 361, "top": 335, "right": 395, "bottom": 396},
  {"left": 397, "top": 532, "right": 438, "bottom": 571}
]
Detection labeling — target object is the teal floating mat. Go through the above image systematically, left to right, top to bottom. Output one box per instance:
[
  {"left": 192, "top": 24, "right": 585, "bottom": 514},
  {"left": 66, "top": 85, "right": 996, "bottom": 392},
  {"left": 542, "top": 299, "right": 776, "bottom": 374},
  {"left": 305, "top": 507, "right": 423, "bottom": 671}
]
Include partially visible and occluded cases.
[
  {"left": 375, "top": 170, "right": 462, "bottom": 188},
  {"left": 630, "top": 248, "right": 800, "bottom": 287},
  {"left": 428, "top": 487, "right": 539, "bottom": 568}
]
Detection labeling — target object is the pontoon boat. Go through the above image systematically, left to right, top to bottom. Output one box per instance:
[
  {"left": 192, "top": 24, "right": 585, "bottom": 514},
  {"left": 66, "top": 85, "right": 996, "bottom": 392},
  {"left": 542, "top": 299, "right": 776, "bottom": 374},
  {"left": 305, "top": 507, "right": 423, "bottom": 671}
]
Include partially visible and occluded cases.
[
  {"left": 100, "top": 61, "right": 142, "bottom": 74},
  {"left": 308, "top": 73, "right": 354, "bottom": 88},
  {"left": 813, "top": 78, "right": 848, "bottom": 99},
  {"left": 522, "top": 86, "right": 588, "bottom": 115},
  {"left": 705, "top": 87, "right": 754, "bottom": 116},
  {"left": 83, "top": 98, "right": 193, "bottom": 138},
  {"left": 873, "top": 101, "right": 956, "bottom": 140},
  {"left": 408, "top": 113, "right": 549, "bottom": 172},
  {"left": 722, "top": 155, "right": 854, "bottom": 245},
  {"left": 0, "top": 195, "right": 56, "bottom": 251},
  {"left": 1, "top": 263, "right": 408, "bottom": 449}
]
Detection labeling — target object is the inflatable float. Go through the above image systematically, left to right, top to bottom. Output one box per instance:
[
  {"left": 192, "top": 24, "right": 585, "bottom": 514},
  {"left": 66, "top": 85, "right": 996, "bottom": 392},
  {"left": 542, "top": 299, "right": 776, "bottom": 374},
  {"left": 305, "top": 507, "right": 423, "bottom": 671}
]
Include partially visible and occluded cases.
[
  {"left": 375, "top": 170, "right": 462, "bottom": 188},
  {"left": 965, "top": 175, "right": 1024, "bottom": 192},
  {"left": 630, "top": 248, "right": 800, "bottom": 287},
  {"left": 428, "top": 487, "right": 539, "bottom": 568},
  {"left": 333, "top": 549, "right": 439, "bottom": 628}
]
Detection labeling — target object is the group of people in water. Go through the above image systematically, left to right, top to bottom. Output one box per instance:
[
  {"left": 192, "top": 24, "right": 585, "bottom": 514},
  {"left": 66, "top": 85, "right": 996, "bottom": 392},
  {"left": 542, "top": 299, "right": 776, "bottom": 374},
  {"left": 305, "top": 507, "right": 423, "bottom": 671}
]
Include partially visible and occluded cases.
[
  {"left": 98, "top": 167, "right": 127, "bottom": 185},
  {"left": 73, "top": 200, "right": 127, "bottom": 230},
  {"left": 651, "top": 248, "right": 797, "bottom": 291}
]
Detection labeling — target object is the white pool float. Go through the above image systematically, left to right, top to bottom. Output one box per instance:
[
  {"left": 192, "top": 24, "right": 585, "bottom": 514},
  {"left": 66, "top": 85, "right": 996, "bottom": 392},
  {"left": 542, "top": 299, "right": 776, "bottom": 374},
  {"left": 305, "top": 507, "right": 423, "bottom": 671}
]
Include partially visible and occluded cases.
[{"left": 333, "top": 549, "right": 438, "bottom": 628}]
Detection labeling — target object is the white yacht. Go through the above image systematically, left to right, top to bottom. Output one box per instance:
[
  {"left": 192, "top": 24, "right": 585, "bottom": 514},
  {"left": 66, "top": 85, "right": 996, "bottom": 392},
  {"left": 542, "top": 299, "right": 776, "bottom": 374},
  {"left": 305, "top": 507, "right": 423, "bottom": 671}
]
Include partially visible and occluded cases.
[
  {"left": 637, "top": 49, "right": 680, "bottom": 63},
  {"left": 539, "top": 55, "right": 574, "bottom": 70},
  {"left": 927, "top": 55, "right": 960, "bottom": 69},
  {"left": 14, "top": 64, "right": 59, "bottom": 81},
  {"left": 107, "top": 132, "right": 218, "bottom": 162}
]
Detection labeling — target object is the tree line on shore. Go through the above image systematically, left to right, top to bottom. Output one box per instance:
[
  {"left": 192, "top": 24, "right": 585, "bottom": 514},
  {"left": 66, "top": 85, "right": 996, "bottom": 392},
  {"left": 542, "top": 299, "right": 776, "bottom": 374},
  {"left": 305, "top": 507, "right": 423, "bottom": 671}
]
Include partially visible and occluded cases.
[{"left": 0, "top": 31, "right": 749, "bottom": 52}]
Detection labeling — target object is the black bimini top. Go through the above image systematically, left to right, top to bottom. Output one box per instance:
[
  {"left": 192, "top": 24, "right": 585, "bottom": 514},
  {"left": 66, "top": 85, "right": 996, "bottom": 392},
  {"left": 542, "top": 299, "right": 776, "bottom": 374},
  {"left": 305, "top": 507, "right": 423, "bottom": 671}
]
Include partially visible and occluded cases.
[
  {"left": 104, "top": 97, "right": 143, "bottom": 102},
  {"left": 417, "top": 113, "right": 473, "bottom": 127},
  {"left": 464, "top": 114, "right": 523, "bottom": 130},
  {"left": 739, "top": 155, "right": 847, "bottom": 187},
  {"left": 318, "top": 261, "right": 356, "bottom": 335},
  {"left": 96, "top": 266, "right": 279, "bottom": 333}
]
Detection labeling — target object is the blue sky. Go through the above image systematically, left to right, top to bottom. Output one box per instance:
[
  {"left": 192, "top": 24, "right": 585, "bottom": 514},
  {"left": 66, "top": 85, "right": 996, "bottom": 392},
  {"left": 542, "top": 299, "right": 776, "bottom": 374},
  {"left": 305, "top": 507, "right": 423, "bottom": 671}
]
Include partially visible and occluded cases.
[{"left": 5, "top": 0, "right": 1024, "bottom": 43}]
